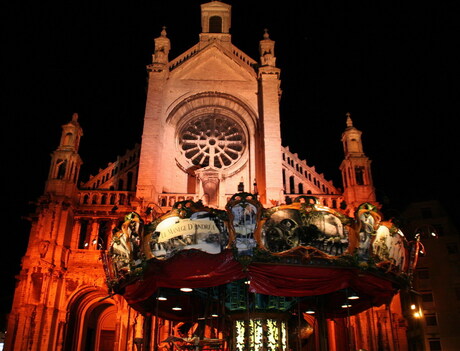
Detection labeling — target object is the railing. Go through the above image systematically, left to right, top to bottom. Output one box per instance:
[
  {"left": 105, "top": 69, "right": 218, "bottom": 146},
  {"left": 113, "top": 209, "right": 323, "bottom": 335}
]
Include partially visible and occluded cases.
[
  {"left": 169, "top": 44, "right": 201, "bottom": 71},
  {"left": 231, "top": 46, "right": 258, "bottom": 69},
  {"left": 78, "top": 190, "right": 136, "bottom": 207},
  {"left": 157, "top": 193, "right": 200, "bottom": 208},
  {"left": 283, "top": 193, "right": 343, "bottom": 209}
]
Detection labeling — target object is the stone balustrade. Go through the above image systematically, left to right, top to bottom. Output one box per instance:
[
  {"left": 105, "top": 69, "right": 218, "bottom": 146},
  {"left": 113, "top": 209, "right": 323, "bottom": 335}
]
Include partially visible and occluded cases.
[
  {"left": 78, "top": 190, "right": 135, "bottom": 207},
  {"left": 283, "top": 193, "right": 344, "bottom": 209}
]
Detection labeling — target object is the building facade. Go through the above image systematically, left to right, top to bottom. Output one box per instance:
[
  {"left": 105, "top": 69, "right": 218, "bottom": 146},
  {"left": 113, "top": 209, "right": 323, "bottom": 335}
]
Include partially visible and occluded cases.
[
  {"left": 6, "top": 2, "right": 411, "bottom": 350},
  {"left": 402, "top": 200, "right": 460, "bottom": 351}
]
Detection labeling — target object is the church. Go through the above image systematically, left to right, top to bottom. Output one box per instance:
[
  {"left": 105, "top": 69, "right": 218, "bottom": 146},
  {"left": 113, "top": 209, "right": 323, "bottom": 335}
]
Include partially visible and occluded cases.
[{"left": 5, "top": 2, "right": 412, "bottom": 350}]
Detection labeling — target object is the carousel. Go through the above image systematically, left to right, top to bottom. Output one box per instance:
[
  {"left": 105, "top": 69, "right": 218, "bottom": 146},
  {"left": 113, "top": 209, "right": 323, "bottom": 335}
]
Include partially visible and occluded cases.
[{"left": 103, "top": 193, "right": 418, "bottom": 350}]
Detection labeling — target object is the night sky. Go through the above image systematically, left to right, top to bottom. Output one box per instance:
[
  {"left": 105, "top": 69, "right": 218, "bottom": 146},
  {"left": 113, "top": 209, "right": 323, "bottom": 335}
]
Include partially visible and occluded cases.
[{"left": 2, "top": 0, "right": 459, "bottom": 328}]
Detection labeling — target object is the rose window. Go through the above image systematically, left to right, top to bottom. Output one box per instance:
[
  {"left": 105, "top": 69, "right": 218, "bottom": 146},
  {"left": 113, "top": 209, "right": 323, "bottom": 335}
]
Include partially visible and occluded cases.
[{"left": 179, "top": 115, "right": 246, "bottom": 169}]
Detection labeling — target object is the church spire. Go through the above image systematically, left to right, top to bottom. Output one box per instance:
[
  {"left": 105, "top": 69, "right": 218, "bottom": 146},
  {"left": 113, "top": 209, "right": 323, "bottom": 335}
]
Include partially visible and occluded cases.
[
  {"left": 259, "top": 29, "right": 276, "bottom": 67},
  {"left": 44, "top": 113, "right": 83, "bottom": 196},
  {"left": 339, "top": 113, "right": 376, "bottom": 212}
]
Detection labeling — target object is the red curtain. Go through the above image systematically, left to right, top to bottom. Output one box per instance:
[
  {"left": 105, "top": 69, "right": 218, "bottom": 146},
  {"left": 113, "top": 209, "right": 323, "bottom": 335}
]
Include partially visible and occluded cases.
[{"left": 122, "top": 249, "right": 398, "bottom": 316}]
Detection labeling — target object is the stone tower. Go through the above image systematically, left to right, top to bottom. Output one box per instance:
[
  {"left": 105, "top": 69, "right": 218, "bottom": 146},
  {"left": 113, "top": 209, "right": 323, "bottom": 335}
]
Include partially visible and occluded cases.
[
  {"left": 44, "top": 112, "right": 83, "bottom": 197},
  {"left": 340, "top": 113, "right": 377, "bottom": 211}
]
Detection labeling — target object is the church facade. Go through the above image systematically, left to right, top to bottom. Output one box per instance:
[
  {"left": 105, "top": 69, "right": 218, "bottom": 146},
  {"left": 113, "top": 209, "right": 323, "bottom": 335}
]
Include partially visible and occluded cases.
[{"left": 5, "top": 2, "right": 409, "bottom": 350}]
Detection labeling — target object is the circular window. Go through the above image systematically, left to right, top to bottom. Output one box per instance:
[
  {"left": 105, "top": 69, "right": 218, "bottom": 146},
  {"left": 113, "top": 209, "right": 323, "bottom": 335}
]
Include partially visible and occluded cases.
[{"left": 178, "top": 115, "right": 246, "bottom": 169}]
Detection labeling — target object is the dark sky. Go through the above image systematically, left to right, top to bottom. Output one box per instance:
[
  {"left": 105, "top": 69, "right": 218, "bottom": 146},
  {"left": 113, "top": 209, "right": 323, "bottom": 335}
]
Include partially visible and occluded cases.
[{"left": 2, "top": 0, "right": 459, "bottom": 327}]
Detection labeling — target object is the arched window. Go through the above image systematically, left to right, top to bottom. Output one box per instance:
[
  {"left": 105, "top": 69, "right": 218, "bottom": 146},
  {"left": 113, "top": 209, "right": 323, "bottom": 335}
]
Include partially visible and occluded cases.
[
  {"left": 209, "top": 16, "right": 222, "bottom": 33},
  {"left": 63, "top": 132, "right": 73, "bottom": 145},
  {"left": 57, "top": 159, "right": 67, "bottom": 179},
  {"left": 355, "top": 166, "right": 365, "bottom": 185},
  {"left": 282, "top": 169, "right": 286, "bottom": 191},
  {"left": 126, "top": 172, "right": 133, "bottom": 191},
  {"left": 289, "top": 176, "right": 295, "bottom": 194},
  {"left": 118, "top": 179, "right": 124, "bottom": 190},
  {"left": 298, "top": 183, "right": 304, "bottom": 194},
  {"left": 119, "top": 194, "right": 125, "bottom": 205},
  {"left": 78, "top": 219, "right": 89, "bottom": 249}
]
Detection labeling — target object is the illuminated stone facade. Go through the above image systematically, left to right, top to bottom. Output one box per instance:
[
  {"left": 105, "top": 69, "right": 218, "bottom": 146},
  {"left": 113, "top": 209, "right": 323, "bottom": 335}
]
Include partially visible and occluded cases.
[{"left": 5, "top": 2, "right": 409, "bottom": 351}]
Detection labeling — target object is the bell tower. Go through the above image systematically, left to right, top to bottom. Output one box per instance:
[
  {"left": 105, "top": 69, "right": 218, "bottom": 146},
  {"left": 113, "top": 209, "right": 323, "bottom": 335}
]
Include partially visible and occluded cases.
[
  {"left": 199, "top": 0, "right": 232, "bottom": 48},
  {"left": 44, "top": 112, "right": 83, "bottom": 197},
  {"left": 340, "top": 113, "right": 376, "bottom": 210}
]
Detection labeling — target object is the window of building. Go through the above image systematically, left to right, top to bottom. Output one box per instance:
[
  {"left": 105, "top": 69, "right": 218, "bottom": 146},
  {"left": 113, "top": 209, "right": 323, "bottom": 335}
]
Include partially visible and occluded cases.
[
  {"left": 209, "top": 16, "right": 222, "bottom": 33},
  {"left": 355, "top": 166, "right": 365, "bottom": 185},
  {"left": 282, "top": 169, "right": 286, "bottom": 191},
  {"left": 127, "top": 172, "right": 133, "bottom": 191},
  {"left": 289, "top": 176, "right": 295, "bottom": 194},
  {"left": 298, "top": 183, "right": 304, "bottom": 194},
  {"left": 119, "top": 194, "right": 126, "bottom": 205},
  {"left": 78, "top": 220, "right": 89, "bottom": 249},
  {"left": 446, "top": 243, "right": 459, "bottom": 254},
  {"left": 421, "top": 292, "right": 434, "bottom": 303},
  {"left": 425, "top": 314, "right": 437, "bottom": 326},
  {"left": 428, "top": 338, "right": 442, "bottom": 351}
]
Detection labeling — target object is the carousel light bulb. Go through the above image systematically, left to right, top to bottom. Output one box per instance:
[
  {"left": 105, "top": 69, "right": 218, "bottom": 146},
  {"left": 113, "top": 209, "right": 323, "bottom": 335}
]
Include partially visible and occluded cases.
[
  {"left": 180, "top": 287, "right": 193, "bottom": 292},
  {"left": 348, "top": 293, "right": 360, "bottom": 300},
  {"left": 157, "top": 296, "right": 167, "bottom": 301},
  {"left": 341, "top": 303, "right": 352, "bottom": 308},
  {"left": 410, "top": 304, "right": 416, "bottom": 310},
  {"left": 172, "top": 306, "right": 182, "bottom": 311},
  {"left": 305, "top": 309, "right": 315, "bottom": 314},
  {"left": 413, "top": 311, "right": 421, "bottom": 318},
  {"left": 211, "top": 314, "right": 219, "bottom": 317}
]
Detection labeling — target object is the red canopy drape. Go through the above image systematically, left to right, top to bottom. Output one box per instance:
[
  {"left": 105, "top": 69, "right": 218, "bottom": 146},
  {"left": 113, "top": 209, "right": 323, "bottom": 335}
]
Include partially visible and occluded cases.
[{"left": 122, "top": 249, "right": 399, "bottom": 316}]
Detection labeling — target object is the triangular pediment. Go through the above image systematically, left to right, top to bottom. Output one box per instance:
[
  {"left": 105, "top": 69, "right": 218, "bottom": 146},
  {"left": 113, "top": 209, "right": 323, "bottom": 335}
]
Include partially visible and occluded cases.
[{"left": 170, "top": 44, "right": 257, "bottom": 81}]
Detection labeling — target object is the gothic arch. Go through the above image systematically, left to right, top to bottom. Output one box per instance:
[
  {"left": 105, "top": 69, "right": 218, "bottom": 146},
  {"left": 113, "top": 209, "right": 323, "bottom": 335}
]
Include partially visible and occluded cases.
[
  {"left": 166, "top": 91, "right": 258, "bottom": 134},
  {"left": 63, "top": 287, "right": 118, "bottom": 351}
]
